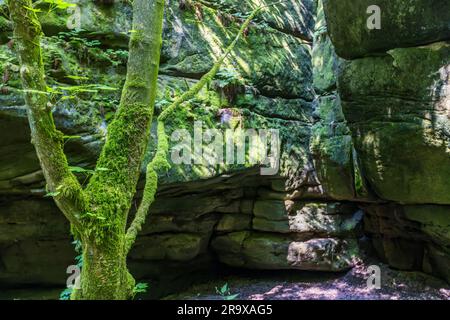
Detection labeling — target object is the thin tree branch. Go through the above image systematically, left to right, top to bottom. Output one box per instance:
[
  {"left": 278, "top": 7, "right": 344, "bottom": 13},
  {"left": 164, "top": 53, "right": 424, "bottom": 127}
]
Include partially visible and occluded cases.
[{"left": 125, "top": 121, "right": 169, "bottom": 252}]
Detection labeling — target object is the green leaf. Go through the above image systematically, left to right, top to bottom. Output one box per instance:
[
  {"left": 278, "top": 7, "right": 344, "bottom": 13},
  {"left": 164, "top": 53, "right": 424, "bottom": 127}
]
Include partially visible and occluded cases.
[
  {"left": 42, "top": 0, "right": 76, "bottom": 9},
  {"left": 23, "top": 6, "right": 43, "bottom": 13},
  {"left": 66, "top": 75, "right": 89, "bottom": 81},
  {"left": 93, "top": 85, "right": 117, "bottom": 91},
  {"left": 64, "top": 87, "right": 98, "bottom": 93},
  {"left": 20, "top": 89, "right": 50, "bottom": 95},
  {"left": 61, "top": 95, "right": 76, "bottom": 100},
  {"left": 63, "top": 135, "right": 81, "bottom": 140},
  {"left": 69, "top": 166, "right": 95, "bottom": 174},
  {"left": 95, "top": 167, "right": 110, "bottom": 172},
  {"left": 44, "top": 191, "right": 60, "bottom": 198},
  {"left": 133, "top": 282, "right": 149, "bottom": 294},
  {"left": 220, "top": 283, "right": 228, "bottom": 294},
  {"left": 225, "top": 294, "right": 239, "bottom": 300}
]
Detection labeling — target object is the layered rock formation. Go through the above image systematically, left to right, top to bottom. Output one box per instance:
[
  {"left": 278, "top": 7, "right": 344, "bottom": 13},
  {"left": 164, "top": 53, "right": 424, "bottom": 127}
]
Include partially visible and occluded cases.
[
  {"left": 0, "top": 0, "right": 448, "bottom": 296},
  {"left": 0, "top": 0, "right": 365, "bottom": 294},
  {"left": 323, "top": 0, "right": 450, "bottom": 282}
]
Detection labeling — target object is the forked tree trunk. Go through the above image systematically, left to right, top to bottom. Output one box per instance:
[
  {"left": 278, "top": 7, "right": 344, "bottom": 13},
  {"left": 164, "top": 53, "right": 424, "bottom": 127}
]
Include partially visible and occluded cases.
[{"left": 8, "top": 0, "right": 165, "bottom": 300}]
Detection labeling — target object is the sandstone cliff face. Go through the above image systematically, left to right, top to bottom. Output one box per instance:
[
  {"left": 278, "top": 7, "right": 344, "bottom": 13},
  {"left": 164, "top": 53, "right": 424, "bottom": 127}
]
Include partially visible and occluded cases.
[
  {"left": 0, "top": 0, "right": 448, "bottom": 294},
  {"left": 0, "top": 0, "right": 364, "bottom": 293},
  {"left": 323, "top": 0, "right": 450, "bottom": 282}
]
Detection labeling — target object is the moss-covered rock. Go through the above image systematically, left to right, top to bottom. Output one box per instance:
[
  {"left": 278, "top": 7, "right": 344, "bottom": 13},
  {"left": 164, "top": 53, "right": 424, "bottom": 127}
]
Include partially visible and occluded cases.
[
  {"left": 0, "top": 0, "right": 374, "bottom": 290},
  {"left": 1, "top": 0, "right": 315, "bottom": 191},
  {"left": 200, "top": 0, "right": 315, "bottom": 40},
  {"left": 309, "top": 0, "right": 366, "bottom": 201},
  {"left": 322, "top": 0, "right": 450, "bottom": 283},
  {"left": 323, "top": 0, "right": 450, "bottom": 59},
  {"left": 161, "top": 1, "right": 313, "bottom": 99},
  {"left": 339, "top": 42, "right": 450, "bottom": 204},
  {"left": 310, "top": 96, "right": 356, "bottom": 200}
]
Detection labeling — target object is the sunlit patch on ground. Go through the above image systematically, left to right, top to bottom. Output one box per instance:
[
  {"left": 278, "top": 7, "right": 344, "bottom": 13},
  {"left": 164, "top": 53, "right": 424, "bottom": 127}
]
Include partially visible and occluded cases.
[{"left": 167, "top": 256, "right": 450, "bottom": 300}]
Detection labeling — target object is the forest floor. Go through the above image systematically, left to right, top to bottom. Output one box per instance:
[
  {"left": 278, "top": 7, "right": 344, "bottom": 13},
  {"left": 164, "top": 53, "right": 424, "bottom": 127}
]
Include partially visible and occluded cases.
[
  {"left": 1, "top": 256, "right": 448, "bottom": 300},
  {"left": 166, "top": 256, "right": 450, "bottom": 300}
]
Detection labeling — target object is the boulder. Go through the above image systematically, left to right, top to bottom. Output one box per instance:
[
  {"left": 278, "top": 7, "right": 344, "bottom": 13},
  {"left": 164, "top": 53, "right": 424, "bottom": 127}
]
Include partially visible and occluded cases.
[
  {"left": 309, "top": 0, "right": 366, "bottom": 201},
  {"left": 323, "top": 0, "right": 450, "bottom": 59},
  {"left": 339, "top": 42, "right": 450, "bottom": 204},
  {"left": 212, "top": 231, "right": 358, "bottom": 271}
]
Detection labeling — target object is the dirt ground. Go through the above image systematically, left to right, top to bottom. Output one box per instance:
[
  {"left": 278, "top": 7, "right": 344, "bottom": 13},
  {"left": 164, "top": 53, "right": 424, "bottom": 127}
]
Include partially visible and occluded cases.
[
  {"left": 1, "top": 256, "right": 448, "bottom": 300},
  {"left": 166, "top": 257, "right": 450, "bottom": 300}
]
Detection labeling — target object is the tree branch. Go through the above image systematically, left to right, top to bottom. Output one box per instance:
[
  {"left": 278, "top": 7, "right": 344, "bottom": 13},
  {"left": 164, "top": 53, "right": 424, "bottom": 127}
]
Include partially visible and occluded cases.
[
  {"left": 8, "top": 0, "right": 85, "bottom": 229},
  {"left": 125, "top": 121, "right": 169, "bottom": 252}
]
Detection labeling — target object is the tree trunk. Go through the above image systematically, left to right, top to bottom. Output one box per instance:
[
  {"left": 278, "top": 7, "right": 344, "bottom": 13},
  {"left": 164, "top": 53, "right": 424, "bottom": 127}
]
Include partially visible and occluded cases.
[
  {"left": 8, "top": 0, "right": 165, "bottom": 300},
  {"left": 75, "top": 0, "right": 165, "bottom": 299},
  {"left": 73, "top": 239, "right": 134, "bottom": 300}
]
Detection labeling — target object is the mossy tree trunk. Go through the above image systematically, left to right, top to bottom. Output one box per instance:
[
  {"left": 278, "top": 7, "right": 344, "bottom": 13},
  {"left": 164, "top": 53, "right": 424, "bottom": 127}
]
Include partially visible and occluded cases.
[
  {"left": 8, "top": 0, "right": 263, "bottom": 300},
  {"left": 8, "top": 0, "right": 165, "bottom": 300},
  {"left": 74, "top": 0, "right": 166, "bottom": 300}
]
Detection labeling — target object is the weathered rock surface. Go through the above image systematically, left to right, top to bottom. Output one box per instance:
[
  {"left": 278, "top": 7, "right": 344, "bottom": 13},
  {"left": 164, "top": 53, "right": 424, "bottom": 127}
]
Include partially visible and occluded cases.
[
  {"left": 0, "top": 0, "right": 366, "bottom": 292},
  {"left": 1, "top": 0, "right": 449, "bottom": 294},
  {"left": 309, "top": 0, "right": 369, "bottom": 202},
  {"left": 323, "top": 0, "right": 450, "bottom": 283},
  {"left": 323, "top": 0, "right": 450, "bottom": 59},
  {"left": 339, "top": 43, "right": 450, "bottom": 205},
  {"left": 211, "top": 199, "right": 362, "bottom": 271},
  {"left": 364, "top": 204, "right": 450, "bottom": 283},
  {"left": 212, "top": 231, "right": 358, "bottom": 271}
]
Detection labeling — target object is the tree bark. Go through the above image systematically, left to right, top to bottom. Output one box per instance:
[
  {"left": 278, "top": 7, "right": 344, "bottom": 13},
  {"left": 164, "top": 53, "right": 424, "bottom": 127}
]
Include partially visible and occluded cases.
[
  {"left": 7, "top": 0, "right": 85, "bottom": 230},
  {"left": 74, "top": 0, "right": 166, "bottom": 300},
  {"left": 71, "top": 239, "right": 133, "bottom": 300}
]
